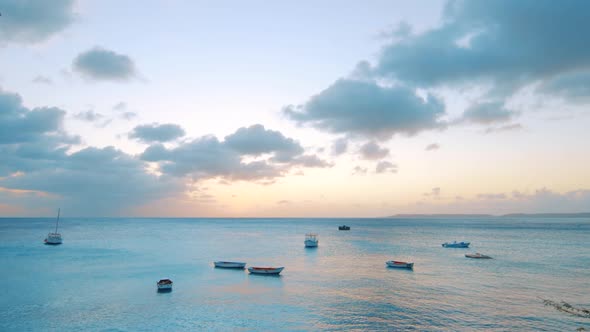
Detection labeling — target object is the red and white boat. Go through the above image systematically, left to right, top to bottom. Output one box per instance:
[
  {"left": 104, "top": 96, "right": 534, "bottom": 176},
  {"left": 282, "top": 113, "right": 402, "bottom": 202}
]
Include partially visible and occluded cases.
[
  {"left": 386, "top": 261, "right": 414, "bottom": 269},
  {"left": 247, "top": 267, "right": 284, "bottom": 275}
]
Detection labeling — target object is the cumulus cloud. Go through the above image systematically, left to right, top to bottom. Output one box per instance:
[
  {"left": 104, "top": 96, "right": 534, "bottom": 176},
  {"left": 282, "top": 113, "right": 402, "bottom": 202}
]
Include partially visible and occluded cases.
[
  {"left": 0, "top": 0, "right": 75, "bottom": 44},
  {"left": 73, "top": 47, "right": 137, "bottom": 81},
  {"left": 284, "top": 79, "right": 445, "bottom": 140},
  {"left": 460, "top": 101, "right": 515, "bottom": 124},
  {"left": 129, "top": 123, "right": 185, "bottom": 143},
  {"left": 140, "top": 124, "right": 331, "bottom": 182},
  {"left": 331, "top": 138, "right": 348, "bottom": 156},
  {"left": 359, "top": 141, "right": 389, "bottom": 160},
  {"left": 425, "top": 143, "right": 440, "bottom": 151},
  {"left": 375, "top": 161, "right": 397, "bottom": 174}
]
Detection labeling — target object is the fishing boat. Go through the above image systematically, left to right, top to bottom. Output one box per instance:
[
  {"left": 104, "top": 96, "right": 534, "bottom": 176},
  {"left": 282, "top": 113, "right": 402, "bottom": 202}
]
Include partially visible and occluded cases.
[
  {"left": 44, "top": 208, "right": 63, "bottom": 245},
  {"left": 338, "top": 225, "right": 350, "bottom": 230},
  {"left": 304, "top": 233, "right": 318, "bottom": 247},
  {"left": 442, "top": 241, "right": 470, "bottom": 248},
  {"left": 465, "top": 253, "right": 492, "bottom": 259},
  {"left": 214, "top": 261, "right": 246, "bottom": 268},
  {"left": 386, "top": 261, "right": 414, "bottom": 269},
  {"left": 247, "top": 267, "right": 284, "bottom": 275},
  {"left": 157, "top": 279, "right": 173, "bottom": 291}
]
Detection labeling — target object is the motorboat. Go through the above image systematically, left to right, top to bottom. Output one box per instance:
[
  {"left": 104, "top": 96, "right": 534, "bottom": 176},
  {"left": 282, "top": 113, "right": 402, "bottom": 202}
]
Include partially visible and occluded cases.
[
  {"left": 44, "top": 208, "right": 63, "bottom": 245},
  {"left": 338, "top": 225, "right": 350, "bottom": 230},
  {"left": 304, "top": 233, "right": 318, "bottom": 247},
  {"left": 442, "top": 241, "right": 470, "bottom": 248},
  {"left": 465, "top": 253, "right": 492, "bottom": 259},
  {"left": 214, "top": 261, "right": 246, "bottom": 268},
  {"left": 386, "top": 261, "right": 414, "bottom": 269},
  {"left": 247, "top": 267, "right": 284, "bottom": 275},
  {"left": 157, "top": 279, "right": 173, "bottom": 291}
]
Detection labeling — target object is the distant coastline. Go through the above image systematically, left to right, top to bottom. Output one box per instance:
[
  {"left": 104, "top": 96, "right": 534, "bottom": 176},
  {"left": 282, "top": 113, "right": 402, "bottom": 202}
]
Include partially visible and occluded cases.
[{"left": 388, "top": 213, "right": 590, "bottom": 218}]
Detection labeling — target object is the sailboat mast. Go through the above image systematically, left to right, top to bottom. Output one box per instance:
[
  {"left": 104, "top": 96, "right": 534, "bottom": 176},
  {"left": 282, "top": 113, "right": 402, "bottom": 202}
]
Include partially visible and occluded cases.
[{"left": 55, "top": 208, "right": 60, "bottom": 233}]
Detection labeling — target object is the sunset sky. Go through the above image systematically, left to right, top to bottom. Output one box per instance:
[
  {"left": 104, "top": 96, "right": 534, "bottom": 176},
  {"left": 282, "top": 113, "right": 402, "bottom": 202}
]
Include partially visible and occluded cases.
[{"left": 1, "top": 0, "right": 589, "bottom": 217}]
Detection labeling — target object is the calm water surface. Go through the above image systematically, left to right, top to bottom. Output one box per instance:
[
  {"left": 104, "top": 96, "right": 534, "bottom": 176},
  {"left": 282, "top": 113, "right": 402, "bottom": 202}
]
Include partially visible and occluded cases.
[{"left": 0, "top": 218, "right": 589, "bottom": 331}]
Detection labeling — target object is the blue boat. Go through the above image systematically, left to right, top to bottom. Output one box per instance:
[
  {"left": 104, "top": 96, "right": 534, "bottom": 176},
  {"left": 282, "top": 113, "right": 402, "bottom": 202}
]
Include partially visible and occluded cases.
[{"left": 442, "top": 241, "right": 470, "bottom": 248}]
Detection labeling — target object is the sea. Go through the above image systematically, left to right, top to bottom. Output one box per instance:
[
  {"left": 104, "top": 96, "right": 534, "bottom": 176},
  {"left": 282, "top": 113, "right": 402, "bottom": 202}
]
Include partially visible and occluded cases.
[{"left": 0, "top": 217, "right": 589, "bottom": 331}]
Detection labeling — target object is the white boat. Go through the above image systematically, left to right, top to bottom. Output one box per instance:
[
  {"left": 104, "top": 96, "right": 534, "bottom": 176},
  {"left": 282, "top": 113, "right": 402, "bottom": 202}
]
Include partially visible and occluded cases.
[
  {"left": 44, "top": 208, "right": 62, "bottom": 245},
  {"left": 304, "top": 233, "right": 318, "bottom": 247},
  {"left": 442, "top": 241, "right": 470, "bottom": 248},
  {"left": 465, "top": 253, "right": 492, "bottom": 259},
  {"left": 214, "top": 261, "right": 246, "bottom": 268},
  {"left": 386, "top": 261, "right": 414, "bottom": 269},
  {"left": 247, "top": 267, "right": 284, "bottom": 275},
  {"left": 157, "top": 278, "right": 173, "bottom": 291}
]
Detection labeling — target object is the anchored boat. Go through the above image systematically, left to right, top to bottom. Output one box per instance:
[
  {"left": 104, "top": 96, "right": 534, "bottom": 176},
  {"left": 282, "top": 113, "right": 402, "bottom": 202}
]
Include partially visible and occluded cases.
[
  {"left": 44, "top": 208, "right": 63, "bottom": 245},
  {"left": 338, "top": 225, "right": 350, "bottom": 230},
  {"left": 304, "top": 233, "right": 318, "bottom": 247},
  {"left": 442, "top": 241, "right": 470, "bottom": 248},
  {"left": 465, "top": 253, "right": 492, "bottom": 259},
  {"left": 214, "top": 261, "right": 246, "bottom": 268},
  {"left": 386, "top": 261, "right": 414, "bottom": 269},
  {"left": 247, "top": 267, "right": 284, "bottom": 275},
  {"left": 157, "top": 279, "right": 173, "bottom": 291}
]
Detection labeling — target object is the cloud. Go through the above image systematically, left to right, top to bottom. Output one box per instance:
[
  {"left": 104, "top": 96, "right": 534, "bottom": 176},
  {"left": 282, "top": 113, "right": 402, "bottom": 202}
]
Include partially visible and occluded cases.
[
  {"left": 0, "top": 0, "right": 75, "bottom": 44},
  {"left": 73, "top": 47, "right": 137, "bottom": 81},
  {"left": 537, "top": 71, "right": 590, "bottom": 102},
  {"left": 32, "top": 76, "right": 53, "bottom": 84},
  {"left": 284, "top": 79, "right": 446, "bottom": 140},
  {"left": 460, "top": 101, "right": 515, "bottom": 124},
  {"left": 112, "top": 102, "right": 127, "bottom": 111},
  {"left": 73, "top": 110, "right": 104, "bottom": 122},
  {"left": 129, "top": 123, "right": 186, "bottom": 143},
  {"left": 484, "top": 123, "right": 523, "bottom": 134},
  {"left": 140, "top": 124, "right": 331, "bottom": 182},
  {"left": 224, "top": 124, "right": 303, "bottom": 161},
  {"left": 331, "top": 138, "right": 348, "bottom": 156},
  {"left": 359, "top": 141, "right": 389, "bottom": 160},
  {"left": 425, "top": 143, "right": 440, "bottom": 151},
  {"left": 375, "top": 161, "right": 397, "bottom": 174},
  {"left": 352, "top": 166, "right": 368, "bottom": 175},
  {"left": 423, "top": 187, "right": 441, "bottom": 199},
  {"left": 477, "top": 193, "right": 508, "bottom": 200}
]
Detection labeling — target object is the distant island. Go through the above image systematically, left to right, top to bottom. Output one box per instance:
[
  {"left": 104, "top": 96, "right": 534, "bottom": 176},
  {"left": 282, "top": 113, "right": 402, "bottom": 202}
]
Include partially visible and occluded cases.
[{"left": 387, "top": 213, "right": 590, "bottom": 218}]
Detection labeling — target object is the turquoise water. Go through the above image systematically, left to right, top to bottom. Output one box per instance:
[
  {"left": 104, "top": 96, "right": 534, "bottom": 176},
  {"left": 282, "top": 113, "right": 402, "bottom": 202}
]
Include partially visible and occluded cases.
[{"left": 0, "top": 218, "right": 589, "bottom": 331}]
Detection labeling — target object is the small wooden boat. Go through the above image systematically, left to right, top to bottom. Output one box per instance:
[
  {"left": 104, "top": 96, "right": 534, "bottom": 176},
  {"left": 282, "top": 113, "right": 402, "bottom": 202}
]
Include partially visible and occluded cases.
[
  {"left": 338, "top": 225, "right": 350, "bottom": 230},
  {"left": 304, "top": 233, "right": 318, "bottom": 247},
  {"left": 442, "top": 241, "right": 470, "bottom": 248},
  {"left": 465, "top": 253, "right": 492, "bottom": 259},
  {"left": 214, "top": 261, "right": 246, "bottom": 268},
  {"left": 386, "top": 261, "right": 414, "bottom": 269},
  {"left": 247, "top": 267, "right": 284, "bottom": 275},
  {"left": 157, "top": 279, "right": 173, "bottom": 291}
]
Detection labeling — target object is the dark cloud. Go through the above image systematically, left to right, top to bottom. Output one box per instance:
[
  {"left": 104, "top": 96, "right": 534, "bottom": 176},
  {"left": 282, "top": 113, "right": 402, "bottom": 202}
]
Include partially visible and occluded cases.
[
  {"left": 0, "top": 0, "right": 75, "bottom": 44},
  {"left": 375, "top": 0, "right": 590, "bottom": 92},
  {"left": 73, "top": 47, "right": 137, "bottom": 81},
  {"left": 32, "top": 76, "right": 53, "bottom": 84},
  {"left": 284, "top": 79, "right": 445, "bottom": 140},
  {"left": 460, "top": 101, "right": 515, "bottom": 124},
  {"left": 129, "top": 123, "right": 186, "bottom": 143},
  {"left": 224, "top": 124, "right": 303, "bottom": 160},
  {"left": 140, "top": 125, "right": 331, "bottom": 182},
  {"left": 331, "top": 138, "right": 348, "bottom": 156},
  {"left": 359, "top": 141, "right": 389, "bottom": 160},
  {"left": 425, "top": 143, "right": 440, "bottom": 151},
  {"left": 375, "top": 161, "right": 397, "bottom": 174}
]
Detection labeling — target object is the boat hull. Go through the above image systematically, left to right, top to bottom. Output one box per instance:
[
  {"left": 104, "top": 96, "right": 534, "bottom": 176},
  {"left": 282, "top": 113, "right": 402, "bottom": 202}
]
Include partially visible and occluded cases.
[
  {"left": 338, "top": 226, "right": 350, "bottom": 230},
  {"left": 304, "top": 240, "right": 318, "bottom": 247},
  {"left": 442, "top": 242, "right": 470, "bottom": 248},
  {"left": 465, "top": 253, "right": 492, "bottom": 259},
  {"left": 214, "top": 261, "right": 246, "bottom": 268},
  {"left": 386, "top": 261, "right": 414, "bottom": 269},
  {"left": 248, "top": 267, "right": 284, "bottom": 275},
  {"left": 157, "top": 279, "right": 173, "bottom": 291}
]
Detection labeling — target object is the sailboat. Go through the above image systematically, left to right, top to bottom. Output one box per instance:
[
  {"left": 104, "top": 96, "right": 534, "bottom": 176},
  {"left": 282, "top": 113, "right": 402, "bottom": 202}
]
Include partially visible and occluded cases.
[{"left": 44, "top": 208, "right": 63, "bottom": 245}]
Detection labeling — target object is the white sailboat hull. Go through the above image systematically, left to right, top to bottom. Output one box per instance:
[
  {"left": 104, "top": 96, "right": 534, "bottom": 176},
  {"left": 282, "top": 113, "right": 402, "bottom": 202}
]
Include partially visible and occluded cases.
[{"left": 304, "top": 239, "right": 318, "bottom": 247}]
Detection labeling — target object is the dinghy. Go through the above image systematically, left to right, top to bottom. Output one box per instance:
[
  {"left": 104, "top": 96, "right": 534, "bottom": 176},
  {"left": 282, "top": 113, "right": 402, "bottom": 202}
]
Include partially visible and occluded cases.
[
  {"left": 442, "top": 241, "right": 470, "bottom": 248},
  {"left": 465, "top": 253, "right": 492, "bottom": 259},
  {"left": 214, "top": 261, "right": 246, "bottom": 268},
  {"left": 386, "top": 261, "right": 414, "bottom": 269},
  {"left": 247, "top": 267, "right": 284, "bottom": 275},
  {"left": 157, "top": 279, "right": 173, "bottom": 291}
]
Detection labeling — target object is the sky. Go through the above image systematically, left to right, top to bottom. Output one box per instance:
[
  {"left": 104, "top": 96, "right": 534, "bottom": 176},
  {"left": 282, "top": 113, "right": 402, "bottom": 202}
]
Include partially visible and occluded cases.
[{"left": 1, "top": 0, "right": 589, "bottom": 217}]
